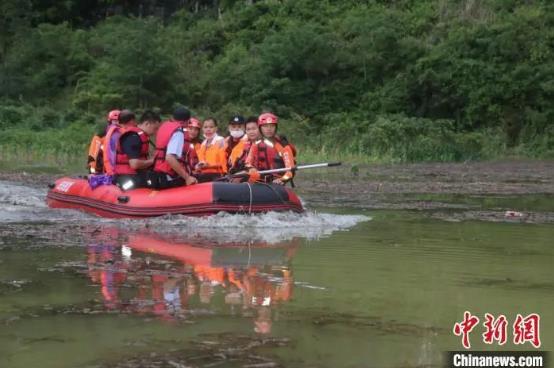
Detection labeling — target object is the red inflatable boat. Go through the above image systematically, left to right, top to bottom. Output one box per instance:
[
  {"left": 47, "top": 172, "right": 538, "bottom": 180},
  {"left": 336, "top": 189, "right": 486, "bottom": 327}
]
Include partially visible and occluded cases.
[{"left": 47, "top": 177, "right": 303, "bottom": 218}]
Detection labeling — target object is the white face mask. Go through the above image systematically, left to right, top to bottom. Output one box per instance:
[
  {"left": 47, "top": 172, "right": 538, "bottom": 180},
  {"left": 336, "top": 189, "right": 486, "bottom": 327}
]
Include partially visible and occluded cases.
[{"left": 230, "top": 130, "right": 245, "bottom": 139}]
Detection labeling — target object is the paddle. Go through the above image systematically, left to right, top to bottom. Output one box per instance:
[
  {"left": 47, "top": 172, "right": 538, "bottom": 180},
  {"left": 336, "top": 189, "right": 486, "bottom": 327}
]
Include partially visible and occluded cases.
[{"left": 218, "top": 162, "right": 342, "bottom": 182}]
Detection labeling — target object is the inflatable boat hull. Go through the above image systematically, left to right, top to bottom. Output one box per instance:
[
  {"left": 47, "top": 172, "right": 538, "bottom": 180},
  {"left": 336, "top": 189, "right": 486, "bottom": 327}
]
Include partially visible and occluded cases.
[{"left": 47, "top": 177, "right": 303, "bottom": 218}]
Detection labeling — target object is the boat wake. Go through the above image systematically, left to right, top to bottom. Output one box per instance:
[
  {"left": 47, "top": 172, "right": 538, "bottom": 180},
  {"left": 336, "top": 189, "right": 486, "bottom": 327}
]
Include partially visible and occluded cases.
[
  {"left": 0, "top": 181, "right": 370, "bottom": 243},
  {"left": 0, "top": 181, "right": 51, "bottom": 223},
  {"left": 121, "top": 211, "right": 371, "bottom": 244}
]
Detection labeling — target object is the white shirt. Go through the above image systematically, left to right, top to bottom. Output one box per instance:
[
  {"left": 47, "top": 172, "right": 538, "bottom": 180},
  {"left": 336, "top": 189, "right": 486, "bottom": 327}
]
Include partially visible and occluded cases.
[{"left": 166, "top": 130, "right": 184, "bottom": 158}]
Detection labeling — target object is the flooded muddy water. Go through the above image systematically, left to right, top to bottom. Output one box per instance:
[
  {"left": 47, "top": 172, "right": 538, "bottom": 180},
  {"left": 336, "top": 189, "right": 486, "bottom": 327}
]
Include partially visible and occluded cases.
[{"left": 0, "top": 180, "right": 553, "bottom": 367}]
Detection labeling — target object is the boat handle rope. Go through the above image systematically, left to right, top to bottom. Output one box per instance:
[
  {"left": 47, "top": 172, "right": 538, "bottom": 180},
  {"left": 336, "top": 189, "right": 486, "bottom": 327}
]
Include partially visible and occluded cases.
[{"left": 246, "top": 181, "right": 253, "bottom": 214}]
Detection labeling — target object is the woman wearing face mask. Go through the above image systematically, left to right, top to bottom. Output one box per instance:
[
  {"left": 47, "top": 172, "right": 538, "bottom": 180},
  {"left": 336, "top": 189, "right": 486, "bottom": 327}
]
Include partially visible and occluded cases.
[
  {"left": 224, "top": 115, "right": 246, "bottom": 162},
  {"left": 228, "top": 116, "right": 261, "bottom": 175},
  {"left": 196, "top": 118, "right": 227, "bottom": 182}
]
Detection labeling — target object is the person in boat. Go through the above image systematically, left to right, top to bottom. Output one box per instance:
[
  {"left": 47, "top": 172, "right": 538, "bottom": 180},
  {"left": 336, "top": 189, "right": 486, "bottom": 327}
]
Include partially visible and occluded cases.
[
  {"left": 150, "top": 107, "right": 198, "bottom": 189},
  {"left": 87, "top": 109, "right": 120, "bottom": 174},
  {"left": 103, "top": 109, "right": 138, "bottom": 176},
  {"left": 113, "top": 110, "right": 161, "bottom": 190},
  {"left": 246, "top": 113, "right": 296, "bottom": 185},
  {"left": 224, "top": 114, "right": 246, "bottom": 163},
  {"left": 228, "top": 116, "right": 261, "bottom": 176},
  {"left": 183, "top": 117, "right": 201, "bottom": 178},
  {"left": 187, "top": 117, "right": 203, "bottom": 151},
  {"left": 195, "top": 117, "right": 227, "bottom": 182}
]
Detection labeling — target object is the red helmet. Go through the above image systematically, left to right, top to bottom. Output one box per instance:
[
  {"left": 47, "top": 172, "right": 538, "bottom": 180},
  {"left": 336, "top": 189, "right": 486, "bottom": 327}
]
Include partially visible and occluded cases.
[
  {"left": 107, "top": 109, "right": 120, "bottom": 122},
  {"left": 258, "top": 113, "right": 278, "bottom": 126},
  {"left": 188, "top": 117, "right": 201, "bottom": 129}
]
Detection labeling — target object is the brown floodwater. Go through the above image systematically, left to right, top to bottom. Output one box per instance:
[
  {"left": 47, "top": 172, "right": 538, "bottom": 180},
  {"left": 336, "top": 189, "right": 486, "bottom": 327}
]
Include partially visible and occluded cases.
[{"left": 0, "top": 179, "right": 553, "bottom": 367}]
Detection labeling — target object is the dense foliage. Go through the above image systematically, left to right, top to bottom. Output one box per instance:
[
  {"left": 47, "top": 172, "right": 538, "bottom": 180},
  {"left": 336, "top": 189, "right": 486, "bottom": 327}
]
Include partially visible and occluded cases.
[{"left": 1, "top": 0, "right": 553, "bottom": 163}]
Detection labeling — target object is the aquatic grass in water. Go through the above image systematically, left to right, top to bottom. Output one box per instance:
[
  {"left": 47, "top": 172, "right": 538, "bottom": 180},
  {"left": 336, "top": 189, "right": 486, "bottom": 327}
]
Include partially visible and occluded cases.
[
  {"left": 0, "top": 125, "right": 91, "bottom": 174},
  {"left": 0, "top": 145, "right": 84, "bottom": 174}
]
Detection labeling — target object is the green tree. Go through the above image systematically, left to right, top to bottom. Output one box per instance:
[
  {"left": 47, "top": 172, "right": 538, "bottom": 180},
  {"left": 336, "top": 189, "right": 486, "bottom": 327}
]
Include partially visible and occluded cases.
[{"left": 73, "top": 16, "right": 177, "bottom": 111}]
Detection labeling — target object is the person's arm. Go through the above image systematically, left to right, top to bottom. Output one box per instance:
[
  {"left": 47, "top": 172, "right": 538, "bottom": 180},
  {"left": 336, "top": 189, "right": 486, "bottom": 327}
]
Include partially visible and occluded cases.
[
  {"left": 103, "top": 128, "right": 119, "bottom": 175},
  {"left": 166, "top": 131, "right": 197, "bottom": 185},
  {"left": 122, "top": 133, "right": 154, "bottom": 170},
  {"left": 87, "top": 135, "right": 102, "bottom": 173},
  {"left": 223, "top": 137, "right": 230, "bottom": 160},
  {"left": 218, "top": 140, "right": 228, "bottom": 174},
  {"left": 228, "top": 141, "right": 244, "bottom": 173},
  {"left": 195, "top": 143, "right": 207, "bottom": 170},
  {"left": 245, "top": 143, "right": 258, "bottom": 170},
  {"left": 243, "top": 144, "right": 261, "bottom": 183},
  {"left": 273, "top": 145, "right": 295, "bottom": 185},
  {"left": 281, "top": 145, "right": 295, "bottom": 179},
  {"left": 166, "top": 154, "right": 196, "bottom": 185},
  {"left": 129, "top": 158, "right": 154, "bottom": 170}
]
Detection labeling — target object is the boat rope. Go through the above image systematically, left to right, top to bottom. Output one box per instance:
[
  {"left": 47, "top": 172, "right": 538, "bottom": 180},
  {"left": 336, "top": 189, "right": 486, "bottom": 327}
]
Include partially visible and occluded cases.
[{"left": 246, "top": 182, "right": 253, "bottom": 214}]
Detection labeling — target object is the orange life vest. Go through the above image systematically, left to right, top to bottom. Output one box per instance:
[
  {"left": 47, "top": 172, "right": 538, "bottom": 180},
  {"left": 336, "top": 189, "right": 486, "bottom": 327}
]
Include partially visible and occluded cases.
[
  {"left": 103, "top": 124, "right": 120, "bottom": 175},
  {"left": 113, "top": 127, "right": 150, "bottom": 175},
  {"left": 184, "top": 131, "right": 200, "bottom": 175},
  {"left": 87, "top": 134, "right": 105, "bottom": 174},
  {"left": 197, "top": 135, "right": 227, "bottom": 174},
  {"left": 224, "top": 136, "right": 242, "bottom": 162},
  {"left": 228, "top": 136, "right": 253, "bottom": 173},
  {"left": 246, "top": 136, "right": 296, "bottom": 180},
  {"left": 192, "top": 138, "right": 202, "bottom": 152},
  {"left": 194, "top": 265, "right": 226, "bottom": 284}
]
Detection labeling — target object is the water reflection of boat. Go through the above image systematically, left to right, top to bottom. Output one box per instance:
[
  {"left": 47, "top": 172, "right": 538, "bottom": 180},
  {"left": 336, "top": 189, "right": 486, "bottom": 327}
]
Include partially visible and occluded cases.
[{"left": 86, "top": 228, "right": 297, "bottom": 334}]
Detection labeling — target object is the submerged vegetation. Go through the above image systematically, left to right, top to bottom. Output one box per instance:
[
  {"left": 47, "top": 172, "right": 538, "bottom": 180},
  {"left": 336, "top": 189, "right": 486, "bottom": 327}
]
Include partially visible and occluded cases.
[{"left": 0, "top": 0, "right": 553, "bottom": 167}]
